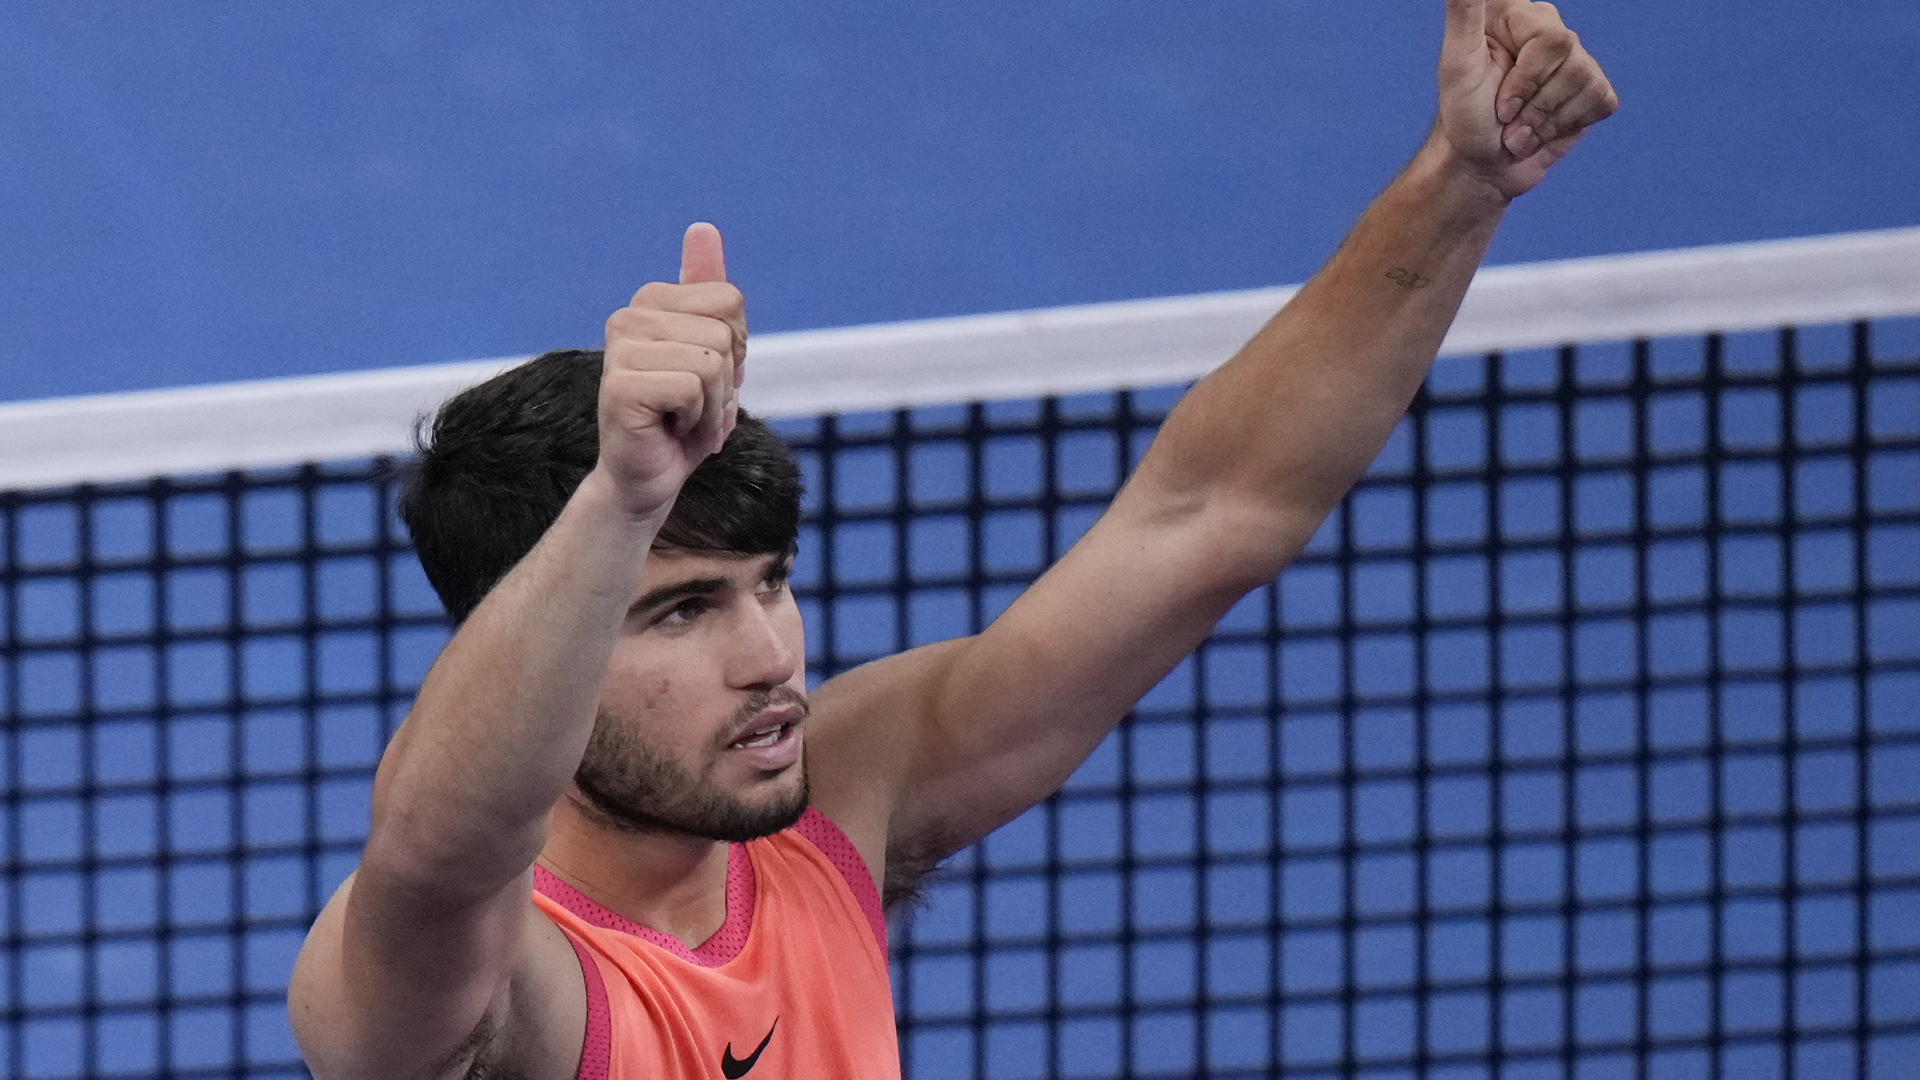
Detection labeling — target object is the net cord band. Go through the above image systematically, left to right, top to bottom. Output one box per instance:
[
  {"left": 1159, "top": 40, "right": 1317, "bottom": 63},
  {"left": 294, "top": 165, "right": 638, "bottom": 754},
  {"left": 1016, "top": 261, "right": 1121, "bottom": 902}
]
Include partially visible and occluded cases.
[{"left": 3, "top": 226, "right": 1918, "bottom": 492}]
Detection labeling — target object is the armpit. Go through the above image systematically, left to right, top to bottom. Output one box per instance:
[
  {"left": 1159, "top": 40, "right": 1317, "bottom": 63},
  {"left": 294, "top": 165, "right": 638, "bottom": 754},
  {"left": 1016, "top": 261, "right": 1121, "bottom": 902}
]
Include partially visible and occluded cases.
[
  {"left": 883, "top": 827, "right": 966, "bottom": 912},
  {"left": 450, "top": 1008, "right": 519, "bottom": 1080}
]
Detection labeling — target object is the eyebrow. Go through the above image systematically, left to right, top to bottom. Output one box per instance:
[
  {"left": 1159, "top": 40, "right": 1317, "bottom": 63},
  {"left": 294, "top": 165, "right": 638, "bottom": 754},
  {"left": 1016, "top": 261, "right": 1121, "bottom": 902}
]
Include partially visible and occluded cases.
[
  {"left": 627, "top": 553, "right": 793, "bottom": 617},
  {"left": 629, "top": 577, "right": 730, "bottom": 616}
]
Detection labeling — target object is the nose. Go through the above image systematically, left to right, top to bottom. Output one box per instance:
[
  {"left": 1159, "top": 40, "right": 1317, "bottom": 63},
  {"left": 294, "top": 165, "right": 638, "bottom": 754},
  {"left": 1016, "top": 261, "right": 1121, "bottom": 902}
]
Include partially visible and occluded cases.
[{"left": 727, "top": 595, "right": 799, "bottom": 689}]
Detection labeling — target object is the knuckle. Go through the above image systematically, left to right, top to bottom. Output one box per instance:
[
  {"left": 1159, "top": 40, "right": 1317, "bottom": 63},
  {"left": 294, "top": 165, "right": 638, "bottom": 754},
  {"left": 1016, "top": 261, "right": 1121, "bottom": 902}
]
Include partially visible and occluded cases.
[
  {"left": 632, "top": 281, "right": 679, "bottom": 307},
  {"left": 693, "top": 282, "right": 747, "bottom": 320},
  {"left": 606, "top": 306, "right": 669, "bottom": 342},
  {"left": 605, "top": 307, "right": 646, "bottom": 340},
  {"left": 696, "top": 321, "right": 735, "bottom": 356},
  {"left": 601, "top": 341, "right": 658, "bottom": 377},
  {"left": 668, "top": 343, "right": 723, "bottom": 383},
  {"left": 631, "top": 369, "right": 700, "bottom": 408},
  {"left": 672, "top": 369, "right": 707, "bottom": 400}
]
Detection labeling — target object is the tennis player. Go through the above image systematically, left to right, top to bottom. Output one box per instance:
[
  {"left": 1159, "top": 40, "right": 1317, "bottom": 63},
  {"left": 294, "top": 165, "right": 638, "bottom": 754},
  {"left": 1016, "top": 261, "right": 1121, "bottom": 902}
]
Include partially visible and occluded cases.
[{"left": 291, "top": 2, "right": 1617, "bottom": 1076}]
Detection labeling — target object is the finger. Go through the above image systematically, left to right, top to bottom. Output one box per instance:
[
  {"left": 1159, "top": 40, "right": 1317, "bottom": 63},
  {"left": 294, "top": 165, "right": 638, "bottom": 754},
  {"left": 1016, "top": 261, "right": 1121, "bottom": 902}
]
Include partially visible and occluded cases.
[
  {"left": 1441, "top": 0, "right": 1488, "bottom": 67},
  {"left": 1486, "top": 0, "right": 1566, "bottom": 53},
  {"left": 1495, "top": 27, "right": 1575, "bottom": 125},
  {"left": 1510, "top": 56, "right": 1603, "bottom": 145},
  {"left": 1525, "top": 77, "right": 1617, "bottom": 149},
  {"left": 1534, "top": 126, "right": 1588, "bottom": 168},
  {"left": 680, "top": 222, "right": 727, "bottom": 285},
  {"left": 628, "top": 279, "right": 747, "bottom": 366},
  {"left": 630, "top": 279, "right": 744, "bottom": 320},
  {"left": 605, "top": 306, "right": 735, "bottom": 358},
  {"left": 605, "top": 312, "right": 736, "bottom": 412},
  {"left": 602, "top": 338, "right": 728, "bottom": 386},
  {"left": 611, "top": 338, "right": 728, "bottom": 453},
  {"left": 604, "top": 340, "right": 729, "bottom": 446},
  {"left": 698, "top": 350, "right": 730, "bottom": 454},
  {"left": 602, "top": 368, "right": 706, "bottom": 440}
]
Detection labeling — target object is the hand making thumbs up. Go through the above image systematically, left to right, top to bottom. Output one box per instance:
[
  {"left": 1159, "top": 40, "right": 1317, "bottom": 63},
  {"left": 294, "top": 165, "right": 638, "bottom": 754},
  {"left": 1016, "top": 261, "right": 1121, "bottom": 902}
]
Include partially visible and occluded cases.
[{"left": 594, "top": 222, "right": 750, "bottom": 521}]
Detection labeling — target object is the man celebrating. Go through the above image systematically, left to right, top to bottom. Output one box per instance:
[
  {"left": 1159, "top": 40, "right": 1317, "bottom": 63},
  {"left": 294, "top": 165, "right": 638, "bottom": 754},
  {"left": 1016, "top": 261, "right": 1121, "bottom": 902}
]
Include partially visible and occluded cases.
[{"left": 290, "top": 2, "right": 1617, "bottom": 1076}]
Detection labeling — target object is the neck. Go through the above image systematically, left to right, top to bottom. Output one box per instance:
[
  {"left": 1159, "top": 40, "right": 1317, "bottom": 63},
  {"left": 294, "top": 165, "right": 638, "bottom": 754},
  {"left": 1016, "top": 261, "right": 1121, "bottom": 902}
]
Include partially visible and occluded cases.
[{"left": 537, "top": 793, "right": 734, "bottom": 949}]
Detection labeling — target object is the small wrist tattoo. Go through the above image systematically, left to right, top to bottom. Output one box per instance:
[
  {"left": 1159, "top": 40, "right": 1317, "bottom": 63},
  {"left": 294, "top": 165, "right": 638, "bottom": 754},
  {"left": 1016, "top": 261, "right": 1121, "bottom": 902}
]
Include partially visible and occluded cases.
[{"left": 1384, "top": 267, "right": 1434, "bottom": 289}]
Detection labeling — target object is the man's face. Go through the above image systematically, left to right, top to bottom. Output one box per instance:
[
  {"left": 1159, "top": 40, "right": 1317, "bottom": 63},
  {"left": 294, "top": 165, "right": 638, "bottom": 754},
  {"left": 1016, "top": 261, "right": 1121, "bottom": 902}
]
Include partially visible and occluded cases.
[{"left": 572, "top": 548, "right": 810, "bottom": 842}]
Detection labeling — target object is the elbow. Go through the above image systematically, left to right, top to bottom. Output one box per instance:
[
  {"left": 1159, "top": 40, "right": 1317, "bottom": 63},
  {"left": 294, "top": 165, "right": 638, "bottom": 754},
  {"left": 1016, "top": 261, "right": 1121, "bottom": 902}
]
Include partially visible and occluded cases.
[
  {"left": 1126, "top": 458, "right": 1332, "bottom": 593},
  {"left": 1179, "top": 493, "right": 1326, "bottom": 594},
  {"left": 359, "top": 796, "right": 549, "bottom": 912}
]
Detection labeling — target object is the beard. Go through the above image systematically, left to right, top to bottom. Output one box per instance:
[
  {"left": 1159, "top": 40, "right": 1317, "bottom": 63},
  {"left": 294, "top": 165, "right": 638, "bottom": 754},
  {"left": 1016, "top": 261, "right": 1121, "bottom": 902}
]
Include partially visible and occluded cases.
[{"left": 571, "top": 685, "right": 810, "bottom": 843}]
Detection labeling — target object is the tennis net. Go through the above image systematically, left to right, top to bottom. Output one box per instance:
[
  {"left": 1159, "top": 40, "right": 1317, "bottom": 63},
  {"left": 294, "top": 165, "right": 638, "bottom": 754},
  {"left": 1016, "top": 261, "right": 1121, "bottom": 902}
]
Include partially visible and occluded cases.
[{"left": 3, "top": 228, "right": 1918, "bottom": 1078}]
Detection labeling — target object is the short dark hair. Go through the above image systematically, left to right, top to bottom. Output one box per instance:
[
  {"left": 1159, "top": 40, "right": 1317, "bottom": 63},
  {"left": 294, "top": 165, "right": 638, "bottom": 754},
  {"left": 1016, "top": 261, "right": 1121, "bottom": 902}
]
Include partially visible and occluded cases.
[{"left": 400, "top": 349, "right": 803, "bottom": 623}]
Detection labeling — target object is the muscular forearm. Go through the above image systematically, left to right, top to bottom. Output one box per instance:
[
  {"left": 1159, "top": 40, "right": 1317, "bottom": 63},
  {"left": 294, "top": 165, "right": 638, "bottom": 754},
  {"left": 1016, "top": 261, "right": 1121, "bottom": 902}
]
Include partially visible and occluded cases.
[
  {"left": 868, "top": 0, "right": 1616, "bottom": 900},
  {"left": 1124, "top": 0, "right": 1618, "bottom": 583},
  {"left": 1130, "top": 140, "right": 1508, "bottom": 579},
  {"left": 356, "top": 228, "right": 746, "bottom": 906},
  {"left": 292, "top": 229, "right": 754, "bottom": 1080},
  {"left": 364, "top": 469, "right": 659, "bottom": 902}
]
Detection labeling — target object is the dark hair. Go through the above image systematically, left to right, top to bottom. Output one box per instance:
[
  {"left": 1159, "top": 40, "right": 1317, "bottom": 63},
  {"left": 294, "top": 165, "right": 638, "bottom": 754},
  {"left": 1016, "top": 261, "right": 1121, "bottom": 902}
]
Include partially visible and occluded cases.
[{"left": 400, "top": 349, "right": 803, "bottom": 623}]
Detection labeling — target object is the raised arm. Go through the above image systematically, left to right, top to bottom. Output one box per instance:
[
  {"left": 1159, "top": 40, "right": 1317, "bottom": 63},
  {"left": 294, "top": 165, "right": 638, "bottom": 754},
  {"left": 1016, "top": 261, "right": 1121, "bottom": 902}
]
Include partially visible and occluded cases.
[
  {"left": 806, "top": 0, "right": 1618, "bottom": 892},
  {"left": 289, "top": 226, "right": 746, "bottom": 1080}
]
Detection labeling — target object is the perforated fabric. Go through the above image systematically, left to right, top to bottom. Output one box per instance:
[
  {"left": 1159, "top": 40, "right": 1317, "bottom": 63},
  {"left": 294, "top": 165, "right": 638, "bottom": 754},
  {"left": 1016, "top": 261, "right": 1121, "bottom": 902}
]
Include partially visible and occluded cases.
[
  {"left": 533, "top": 809, "right": 900, "bottom": 1079},
  {"left": 791, "top": 810, "right": 887, "bottom": 956},
  {"left": 532, "top": 843, "right": 757, "bottom": 967},
  {"left": 558, "top": 930, "right": 612, "bottom": 1080}
]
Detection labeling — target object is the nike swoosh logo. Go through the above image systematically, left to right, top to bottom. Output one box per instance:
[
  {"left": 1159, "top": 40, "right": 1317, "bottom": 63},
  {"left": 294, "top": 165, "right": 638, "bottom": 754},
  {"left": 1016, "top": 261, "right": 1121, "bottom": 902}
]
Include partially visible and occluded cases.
[{"left": 720, "top": 1017, "right": 778, "bottom": 1079}]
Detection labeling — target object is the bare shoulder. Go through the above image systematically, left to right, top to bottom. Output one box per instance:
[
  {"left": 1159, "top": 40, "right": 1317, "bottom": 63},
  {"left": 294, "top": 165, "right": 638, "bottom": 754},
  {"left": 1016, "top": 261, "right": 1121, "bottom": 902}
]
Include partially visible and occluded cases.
[
  {"left": 792, "top": 498, "right": 1257, "bottom": 907},
  {"left": 801, "top": 640, "right": 971, "bottom": 891},
  {"left": 290, "top": 871, "right": 588, "bottom": 1080}
]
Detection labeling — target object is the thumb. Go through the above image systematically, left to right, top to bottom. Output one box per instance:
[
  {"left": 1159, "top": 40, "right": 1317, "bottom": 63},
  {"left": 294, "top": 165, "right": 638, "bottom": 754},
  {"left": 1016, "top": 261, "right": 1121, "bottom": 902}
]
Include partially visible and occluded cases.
[
  {"left": 1441, "top": 0, "right": 1487, "bottom": 63},
  {"left": 680, "top": 221, "right": 727, "bottom": 284}
]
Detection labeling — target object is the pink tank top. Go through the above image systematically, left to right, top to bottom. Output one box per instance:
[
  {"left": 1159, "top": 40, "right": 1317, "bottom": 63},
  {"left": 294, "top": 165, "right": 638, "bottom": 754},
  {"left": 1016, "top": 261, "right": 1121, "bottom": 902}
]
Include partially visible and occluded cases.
[{"left": 532, "top": 809, "right": 901, "bottom": 1079}]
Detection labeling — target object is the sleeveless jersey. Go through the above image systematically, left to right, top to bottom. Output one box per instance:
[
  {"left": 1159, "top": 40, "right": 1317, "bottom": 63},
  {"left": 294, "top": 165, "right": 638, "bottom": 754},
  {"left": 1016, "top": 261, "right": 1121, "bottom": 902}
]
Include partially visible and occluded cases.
[{"left": 532, "top": 809, "right": 901, "bottom": 1079}]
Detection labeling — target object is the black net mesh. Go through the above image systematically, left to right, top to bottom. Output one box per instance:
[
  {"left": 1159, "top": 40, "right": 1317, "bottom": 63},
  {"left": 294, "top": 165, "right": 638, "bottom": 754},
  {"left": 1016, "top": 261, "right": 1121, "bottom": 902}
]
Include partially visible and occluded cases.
[{"left": 3, "top": 319, "right": 1917, "bottom": 1078}]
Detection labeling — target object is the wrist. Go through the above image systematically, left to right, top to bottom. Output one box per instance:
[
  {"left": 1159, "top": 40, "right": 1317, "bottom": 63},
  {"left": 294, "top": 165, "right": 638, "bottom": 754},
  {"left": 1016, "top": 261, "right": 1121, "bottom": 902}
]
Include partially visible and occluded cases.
[
  {"left": 1403, "top": 135, "right": 1519, "bottom": 217},
  {"left": 573, "top": 465, "right": 676, "bottom": 538}
]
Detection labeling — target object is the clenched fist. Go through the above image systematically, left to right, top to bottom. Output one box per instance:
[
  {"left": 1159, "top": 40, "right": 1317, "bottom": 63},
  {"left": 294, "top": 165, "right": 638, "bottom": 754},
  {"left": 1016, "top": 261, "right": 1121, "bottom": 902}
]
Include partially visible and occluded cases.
[
  {"left": 1435, "top": 0, "right": 1619, "bottom": 199},
  {"left": 594, "top": 222, "right": 750, "bottom": 520}
]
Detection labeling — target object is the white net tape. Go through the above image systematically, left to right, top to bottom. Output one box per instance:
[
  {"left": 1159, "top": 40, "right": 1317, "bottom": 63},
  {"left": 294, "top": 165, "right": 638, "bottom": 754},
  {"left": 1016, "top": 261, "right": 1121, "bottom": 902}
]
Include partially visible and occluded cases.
[{"left": 3, "top": 227, "right": 1917, "bottom": 493}]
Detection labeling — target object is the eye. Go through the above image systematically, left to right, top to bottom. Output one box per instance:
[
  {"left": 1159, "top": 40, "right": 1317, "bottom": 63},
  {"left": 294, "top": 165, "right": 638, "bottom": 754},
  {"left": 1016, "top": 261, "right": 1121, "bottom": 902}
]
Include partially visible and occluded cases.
[
  {"left": 759, "top": 563, "right": 793, "bottom": 595},
  {"left": 655, "top": 596, "right": 712, "bottom": 628}
]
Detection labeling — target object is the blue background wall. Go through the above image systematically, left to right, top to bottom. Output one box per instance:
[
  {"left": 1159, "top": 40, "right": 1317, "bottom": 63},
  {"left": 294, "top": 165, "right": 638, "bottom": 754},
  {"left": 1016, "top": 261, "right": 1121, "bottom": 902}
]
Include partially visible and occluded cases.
[
  {"left": 2, "top": 0, "right": 1918, "bottom": 404},
  {"left": 4, "top": 4, "right": 1919, "bottom": 1075}
]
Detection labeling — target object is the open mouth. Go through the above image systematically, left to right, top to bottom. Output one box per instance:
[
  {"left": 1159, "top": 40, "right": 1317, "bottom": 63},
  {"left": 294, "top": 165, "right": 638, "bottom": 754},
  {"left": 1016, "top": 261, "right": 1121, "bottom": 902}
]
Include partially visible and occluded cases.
[
  {"left": 717, "top": 696, "right": 808, "bottom": 769},
  {"left": 728, "top": 722, "right": 793, "bottom": 750}
]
